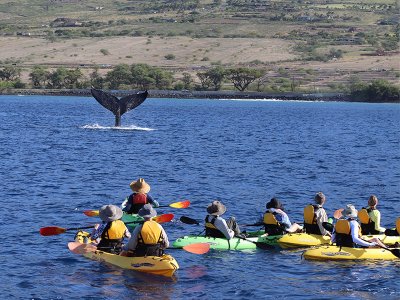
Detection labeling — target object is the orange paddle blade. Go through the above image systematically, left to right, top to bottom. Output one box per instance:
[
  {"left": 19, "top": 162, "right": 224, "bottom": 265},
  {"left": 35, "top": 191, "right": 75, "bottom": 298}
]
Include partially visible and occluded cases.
[
  {"left": 169, "top": 200, "right": 190, "bottom": 209},
  {"left": 333, "top": 208, "right": 344, "bottom": 219},
  {"left": 83, "top": 210, "right": 99, "bottom": 217},
  {"left": 153, "top": 213, "right": 174, "bottom": 224},
  {"left": 40, "top": 226, "right": 67, "bottom": 236},
  {"left": 68, "top": 242, "right": 97, "bottom": 254},
  {"left": 182, "top": 243, "right": 210, "bottom": 255}
]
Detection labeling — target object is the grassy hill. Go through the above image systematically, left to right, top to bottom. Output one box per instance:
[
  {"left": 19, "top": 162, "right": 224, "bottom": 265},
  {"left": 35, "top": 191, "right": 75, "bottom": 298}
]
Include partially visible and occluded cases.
[{"left": 0, "top": 0, "right": 399, "bottom": 92}]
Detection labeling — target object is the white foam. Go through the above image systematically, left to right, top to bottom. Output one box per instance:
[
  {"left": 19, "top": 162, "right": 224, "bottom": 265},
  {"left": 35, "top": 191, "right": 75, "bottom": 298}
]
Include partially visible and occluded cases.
[{"left": 81, "top": 123, "right": 155, "bottom": 131}]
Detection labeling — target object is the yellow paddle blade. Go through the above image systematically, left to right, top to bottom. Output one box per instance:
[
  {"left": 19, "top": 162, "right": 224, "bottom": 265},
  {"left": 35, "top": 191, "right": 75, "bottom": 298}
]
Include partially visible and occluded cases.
[
  {"left": 169, "top": 200, "right": 190, "bottom": 209},
  {"left": 83, "top": 210, "right": 100, "bottom": 217}
]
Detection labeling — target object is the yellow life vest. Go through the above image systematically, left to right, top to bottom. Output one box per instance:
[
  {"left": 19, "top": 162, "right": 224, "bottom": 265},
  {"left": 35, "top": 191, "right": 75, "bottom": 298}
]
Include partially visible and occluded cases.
[
  {"left": 304, "top": 205, "right": 316, "bottom": 225},
  {"left": 358, "top": 208, "right": 370, "bottom": 225},
  {"left": 263, "top": 212, "right": 279, "bottom": 225},
  {"left": 397, "top": 217, "right": 400, "bottom": 235},
  {"left": 102, "top": 220, "right": 127, "bottom": 240},
  {"left": 139, "top": 221, "right": 162, "bottom": 244}
]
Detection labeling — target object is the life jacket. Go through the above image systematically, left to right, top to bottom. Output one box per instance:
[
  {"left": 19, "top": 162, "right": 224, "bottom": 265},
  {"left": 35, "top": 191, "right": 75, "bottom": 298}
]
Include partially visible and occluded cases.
[
  {"left": 126, "top": 193, "right": 148, "bottom": 214},
  {"left": 303, "top": 204, "right": 322, "bottom": 235},
  {"left": 358, "top": 207, "right": 380, "bottom": 235},
  {"left": 263, "top": 211, "right": 286, "bottom": 235},
  {"left": 205, "top": 215, "right": 226, "bottom": 238},
  {"left": 397, "top": 217, "right": 400, "bottom": 235},
  {"left": 334, "top": 219, "right": 362, "bottom": 247},
  {"left": 97, "top": 220, "right": 127, "bottom": 254},
  {"left": 134, "top": 221, "right": 164, "bottom": 257}
]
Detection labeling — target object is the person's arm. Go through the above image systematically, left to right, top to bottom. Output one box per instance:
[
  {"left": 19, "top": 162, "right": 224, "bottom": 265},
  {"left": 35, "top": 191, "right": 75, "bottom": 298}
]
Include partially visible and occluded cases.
[
  {"left": 147, "top": 194, "right": 160, "bottom": 207},
  {"left": 121, "top": 195, "right": 131, "bottom": 212},
  {"left": 316, "top": 209, "right": 330, "bottom": 236},
  {"left": 371, "top": 210, "right": 386, "bottom": 232},
  {"left": 214, "top": 217, "right": 235, "bottom": 239},
  {"left": 350, "top": 221, "right": 376, "bottom": 247},
  {"left": 91, "top": 222, "right": 107, "bottom": 240},
  {"left": 123, "top": 225, "right": 141, "bottom": 251},
  {"left": 159, "top": 225, "right": 170, "bottom": 248},
  {"left": 124, "top": 226, "right": 131, "bottom": 239}
]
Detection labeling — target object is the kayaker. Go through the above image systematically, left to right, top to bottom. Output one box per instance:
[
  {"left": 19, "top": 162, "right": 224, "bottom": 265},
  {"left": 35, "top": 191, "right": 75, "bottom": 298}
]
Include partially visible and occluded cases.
[
  {"left": 122, "top": 178, "right": 160, "bottom": 214},
  {"left": 303, "top": 192, "right": 331, "bottom": 236},
  {"left": 358, "top": 195, "right": 386, "bottom": 234},
  {"left": 263, "top": 198, "right": 303, "bottom": 235},
  {"left": 205, "top": 200, "right": 241, "bottom": 239},
  {"left": 91, "top": 204, "right": 131, "bottom": 254},
  {"left": 120, "top": 204, "right": 169, "bottom": 257},
  {"left": 331, "top": 204, "right": 386, "bottom": 248},
  {"left": 385, "top": 217, "right": 400, "bottom": 236}
]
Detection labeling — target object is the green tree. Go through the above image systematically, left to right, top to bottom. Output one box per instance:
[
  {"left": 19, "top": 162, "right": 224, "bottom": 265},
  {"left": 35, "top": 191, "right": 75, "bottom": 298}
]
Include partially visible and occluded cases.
[
  {"left": 105, "top": 64, "right": 132, "bottom": 89},
  {"left": 0, "top": 66, "right": 21, "bottom": 81},
  {"left": 29, "top": 66, "right": 49, "bottom": 88},
  {"left": 90, "top": 66, "right": 104, "bottom": 89},
  {"left": 197, "top": 66, "right": 225, "bottom": 91},
  {"left": 47, "top": 67, "right": 69, "bottom": 89},
  {"left": 226, "top": 67, "right": 264, "bottom": 91},
  {"left": 182, "top": 72, "right": 193, "bottom": 90}
]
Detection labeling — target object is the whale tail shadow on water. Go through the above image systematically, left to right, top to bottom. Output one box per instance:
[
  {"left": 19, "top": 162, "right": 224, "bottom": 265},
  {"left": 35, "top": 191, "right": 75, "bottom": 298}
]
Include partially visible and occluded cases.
[{"left": 90, "top": 88, "right": 148, "bottom": 127}]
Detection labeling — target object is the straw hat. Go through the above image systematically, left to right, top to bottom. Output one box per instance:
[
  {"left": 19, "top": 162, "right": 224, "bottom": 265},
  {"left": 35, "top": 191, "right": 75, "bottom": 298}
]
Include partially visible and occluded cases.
[
  {"left": 130, "top": 178, "right": 151, "bottom": 193},
  {"left": 206, "top": 201, "right": 226, "bottom": 216},
  {"left": 138, "top": 204, "right": 157, "bottom": 218},
  {"left": 343, "top": 204, "right": 358, "bottom": 218},
  {"left": 99, "top": 205, "right": 123, "bottom": 222}
]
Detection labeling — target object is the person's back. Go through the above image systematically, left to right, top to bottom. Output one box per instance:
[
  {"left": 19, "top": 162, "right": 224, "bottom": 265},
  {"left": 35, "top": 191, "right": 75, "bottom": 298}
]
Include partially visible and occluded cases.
[
  {"left": 123, "top": 178, "right": 159, "bottom": 214},
  {"left": 303, "top": 192, "right": 330, "bottom": 236},
  {"left": 358, "top": 195, "right": 385, "bottom": 235},
  {"left": 204, "top": 200, "right": 240, "bottom": 240}
]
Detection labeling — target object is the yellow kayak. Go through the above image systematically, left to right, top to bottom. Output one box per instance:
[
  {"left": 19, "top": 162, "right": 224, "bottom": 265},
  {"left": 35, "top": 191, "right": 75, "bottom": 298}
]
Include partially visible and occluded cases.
[
  {"left": 72, "top": 231, "right": 179, "bottom": 277},
  {"left": 278, "top": 233, "right": 400, "bottom": 249},
  {"left": 303, "top": 245, "right": 399, "bottom": 261}
]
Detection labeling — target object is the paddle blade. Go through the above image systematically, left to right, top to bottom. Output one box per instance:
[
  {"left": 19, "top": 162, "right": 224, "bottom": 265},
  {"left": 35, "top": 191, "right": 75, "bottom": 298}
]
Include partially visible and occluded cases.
[
  {"left": 169, "top": 200, "right": 190, "bottom": 209},
  {"left": 333, "top": 208, "right": 343, "bottom": 219},
  {"left": 83, "top": 210, "right": 99, "bottom": 217},
  {"left": 153, "top": 213, "right": 174, "bottom": 224},
  {"left": 180, "top": 216, "right": 200, "bottom": 225},
  {"left": 322, "top": 222, "right": 334, "bottom": 233},
  {"left": 40, "top": 226, "right": 67, "bottom": 236},
  {"left": 68, "top": 242, "right": 97, "bottom": 254},
  {"left": 182, "top": 243, "right": 210, "bottom": 255},
  {"left": 390, "top": 248, "right": 400, "bottom": 259}
]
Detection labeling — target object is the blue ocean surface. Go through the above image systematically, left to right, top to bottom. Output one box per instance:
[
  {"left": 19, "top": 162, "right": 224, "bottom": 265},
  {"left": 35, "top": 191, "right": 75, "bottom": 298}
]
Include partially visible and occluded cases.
[{"left": 0, "top": 95, "right": 399, "bottom": 300}]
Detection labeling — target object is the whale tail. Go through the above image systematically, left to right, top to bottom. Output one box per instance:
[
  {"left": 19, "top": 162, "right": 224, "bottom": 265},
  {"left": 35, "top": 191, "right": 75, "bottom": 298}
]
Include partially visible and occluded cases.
[{"left": 90, "top": 88, "right": 148, "bottom": 127}]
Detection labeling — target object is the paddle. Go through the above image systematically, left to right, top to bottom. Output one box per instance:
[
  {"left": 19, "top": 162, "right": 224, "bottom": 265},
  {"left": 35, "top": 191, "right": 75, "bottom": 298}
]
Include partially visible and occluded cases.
[
  {"left": 83, "top": 201, "right": 190, "bottom": 217},
  {"left": 40, "top": 213, "right": 174, "bottom": 236},
  {"left": 179, "top": 216, "right": 274, "bottom": 250},
  {"left": 68, "top": 241, "right": 210, "bottom": 255},
  {"left": 374, "top": 244, "right": 400, "bottom": 258}
]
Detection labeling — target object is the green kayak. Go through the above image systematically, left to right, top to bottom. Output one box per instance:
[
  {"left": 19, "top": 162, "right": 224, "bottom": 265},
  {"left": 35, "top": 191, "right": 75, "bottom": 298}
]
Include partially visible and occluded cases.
[
  {"left": 121, "top": 213, "right": 143, "bottom": 230},
  {"left": 173, "top": 231, "right": 282, "bottom": 251}
]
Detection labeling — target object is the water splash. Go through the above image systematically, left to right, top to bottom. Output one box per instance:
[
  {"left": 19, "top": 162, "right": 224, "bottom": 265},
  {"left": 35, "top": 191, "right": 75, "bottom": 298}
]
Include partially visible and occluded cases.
[{"left": 80, "top": 123, "right": 155, "bottom": 131}]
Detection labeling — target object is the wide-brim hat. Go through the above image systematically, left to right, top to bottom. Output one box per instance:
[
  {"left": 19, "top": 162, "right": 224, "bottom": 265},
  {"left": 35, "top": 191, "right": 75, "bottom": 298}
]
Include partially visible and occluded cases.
[
  {"left": 130, "top": 178, "right": 151, "bottom": 193},
  {"left": 266, "top": 197, "right": 284, "bottom": 210},
  {"left": 207, "top": 201, "right": 226, "bottom": 216},
  {"left": 138, "top": 204, "right": 157, "bottom": 218},
  {"left": 343, "top": 204, "right": 358, "bottom": 218},
  {"left": 99, "top": 205, "right": 123, "bottom": 222}
]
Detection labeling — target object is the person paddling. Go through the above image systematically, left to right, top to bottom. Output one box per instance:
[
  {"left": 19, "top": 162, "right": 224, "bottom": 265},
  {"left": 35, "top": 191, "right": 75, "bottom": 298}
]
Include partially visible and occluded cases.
[
  {"left": 122, "top": 178, "right": 160, "bottom": 214},
  {"left": 303, "top": 192, "right": 331, "bottom": 236},
  {"left": 358, "top": 195, "right": 386, "bottom": 234},
  {"left": 263, "top": 198, "right": 303, "bottom": 235},
  {"left": 205, "top": 200, "right": 241, "bottom": 239},
  {"left": 120, "top": 204, "right": 169, "bottom": 257},
  {"left": 331, "top": 204, "right": 386, "bottom": 248},
  {"left": 91, "top": 205, "right": 131, "bottom": 254},
  {"left": 385, "top": 217, "right": 400, "bottom": 237}
]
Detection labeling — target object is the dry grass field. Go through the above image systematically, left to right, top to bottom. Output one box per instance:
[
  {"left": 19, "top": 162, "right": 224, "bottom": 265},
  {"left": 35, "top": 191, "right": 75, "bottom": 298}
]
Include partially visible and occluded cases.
[{"left": 0, "top": 0, "right": 399, "bottom": 91}]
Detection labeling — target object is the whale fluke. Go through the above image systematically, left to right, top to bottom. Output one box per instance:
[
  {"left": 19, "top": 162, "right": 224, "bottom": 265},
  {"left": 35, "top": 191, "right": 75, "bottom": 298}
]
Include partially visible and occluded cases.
[{"left": 90, "top": 88, "right": 148, "bottom": 127}]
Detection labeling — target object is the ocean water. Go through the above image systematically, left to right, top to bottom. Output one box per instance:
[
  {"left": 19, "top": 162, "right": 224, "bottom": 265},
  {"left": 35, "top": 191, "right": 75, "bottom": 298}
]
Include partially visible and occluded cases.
[{"left": 0, "top": 95, "right": 399, "bottom": 300}]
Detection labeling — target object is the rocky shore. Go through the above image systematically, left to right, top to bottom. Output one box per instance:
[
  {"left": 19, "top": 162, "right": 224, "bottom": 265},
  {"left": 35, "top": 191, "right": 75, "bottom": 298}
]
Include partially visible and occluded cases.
[{"left": 2, "top": 88, "right": 353, "bottom": 102}]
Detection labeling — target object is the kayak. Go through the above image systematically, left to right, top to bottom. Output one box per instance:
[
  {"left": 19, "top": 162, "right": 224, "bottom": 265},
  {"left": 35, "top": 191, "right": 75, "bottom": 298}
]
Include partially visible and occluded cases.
[
  {"left": 121, "top": 213, "right": 143, "bottom": 230},
  {"left": 73, "top": 231, "right": 179, "bottom": 277},
  {"left": 172, "top": 232, "right": 281, "bottom": 250},
  {"left": 278, "top": 233, "right": 400, "bottom": 249},
  {"left": 303, "top": 245, "right": 398, "bottom": 261}
]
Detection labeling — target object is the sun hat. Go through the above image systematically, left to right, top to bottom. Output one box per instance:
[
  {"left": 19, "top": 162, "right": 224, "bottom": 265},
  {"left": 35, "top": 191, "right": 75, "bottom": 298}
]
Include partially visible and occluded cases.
[
  {"left": 130, "top": 178, "right": 151, "bottom": 193},
  {"left": 314, "top": 192, "right": 326, "bottom": 205},
  {"left": 368, "top": 195, "right": 378, "bottom": 207},
  {"left": 266, "top": 197, "right": 284, "bottom": 210},
  {"left": 206, "top": 201, "right": 227, "bottom": 216},
  {"left": 138, "top": 204, "right": 157, "bottom": 218},
  {"left": 343, "top": 204, "right": 358, "bottom": 218},
  {"left": 99, "top": 205, "right": 123, "bottom": 222}
]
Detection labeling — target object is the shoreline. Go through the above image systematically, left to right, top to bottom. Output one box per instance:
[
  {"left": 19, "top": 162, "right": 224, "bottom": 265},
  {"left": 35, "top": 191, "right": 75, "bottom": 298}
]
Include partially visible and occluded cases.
[{"left": 0, "top": 88, "right": 397, "bottom": 103}]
